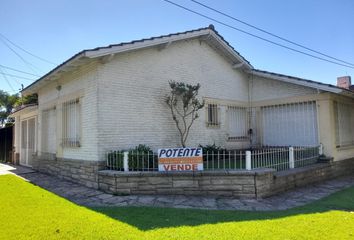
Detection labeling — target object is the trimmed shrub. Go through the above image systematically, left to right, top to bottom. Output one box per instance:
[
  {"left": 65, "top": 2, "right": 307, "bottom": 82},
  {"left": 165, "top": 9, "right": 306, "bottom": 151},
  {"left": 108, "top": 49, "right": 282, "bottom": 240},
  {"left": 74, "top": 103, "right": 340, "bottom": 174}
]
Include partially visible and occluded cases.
[
  {"left": 199, "top": 143, "right": 227, "bottom": 154},
  {"left": 128, "top": 144, "right": 158, "bottom": 171},
  {"left": 107, "top": 150, "right": 125, "bottom": 170}
]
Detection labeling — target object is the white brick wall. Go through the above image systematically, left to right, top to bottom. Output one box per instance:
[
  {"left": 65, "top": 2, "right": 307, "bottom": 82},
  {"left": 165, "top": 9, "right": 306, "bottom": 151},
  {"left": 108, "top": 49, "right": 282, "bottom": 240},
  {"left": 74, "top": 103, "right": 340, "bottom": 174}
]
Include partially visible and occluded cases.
[
  {"left": 34, "top": 37, "right": 323, "bottom": 162},
  {"left": 97, "top": 39, "right": 249, "bottom": 158},
  {"left": 37, "top": 62, "right": 99, "bottom": 161},
  {"left": 251, "top": 76, "right": 317, "bottom": 102}
]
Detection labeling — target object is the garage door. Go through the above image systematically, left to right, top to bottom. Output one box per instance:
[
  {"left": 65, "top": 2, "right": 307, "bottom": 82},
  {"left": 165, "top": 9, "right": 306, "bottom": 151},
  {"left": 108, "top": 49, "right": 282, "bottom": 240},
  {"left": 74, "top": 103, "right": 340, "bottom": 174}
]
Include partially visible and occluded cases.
[{"left": 261, "top": 101, "right": 318, "bottom": 146}]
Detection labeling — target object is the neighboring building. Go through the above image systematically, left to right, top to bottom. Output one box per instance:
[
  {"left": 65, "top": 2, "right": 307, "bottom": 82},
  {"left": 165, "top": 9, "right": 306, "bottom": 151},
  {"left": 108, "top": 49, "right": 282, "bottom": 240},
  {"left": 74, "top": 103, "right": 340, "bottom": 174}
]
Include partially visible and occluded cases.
[
  {"left": 10, "top": 25, "right": 354, "bottom": 188},
  {"left": 337, "top": 76, "right": 352, "bottom": 89}
]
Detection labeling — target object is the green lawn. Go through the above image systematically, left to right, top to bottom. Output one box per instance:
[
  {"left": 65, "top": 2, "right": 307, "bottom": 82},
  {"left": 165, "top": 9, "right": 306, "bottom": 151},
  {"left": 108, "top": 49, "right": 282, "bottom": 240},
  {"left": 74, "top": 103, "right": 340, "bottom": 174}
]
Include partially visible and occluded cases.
[{"left": 1, "top": 174, "right": 354, "bottom": 240}]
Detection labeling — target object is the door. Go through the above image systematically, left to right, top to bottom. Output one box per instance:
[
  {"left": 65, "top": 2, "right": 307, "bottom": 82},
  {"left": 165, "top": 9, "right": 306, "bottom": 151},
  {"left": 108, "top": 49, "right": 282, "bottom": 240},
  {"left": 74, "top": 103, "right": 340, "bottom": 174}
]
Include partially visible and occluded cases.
[{"left": 20, "top": 117, "right": 36, "bottom": 166}]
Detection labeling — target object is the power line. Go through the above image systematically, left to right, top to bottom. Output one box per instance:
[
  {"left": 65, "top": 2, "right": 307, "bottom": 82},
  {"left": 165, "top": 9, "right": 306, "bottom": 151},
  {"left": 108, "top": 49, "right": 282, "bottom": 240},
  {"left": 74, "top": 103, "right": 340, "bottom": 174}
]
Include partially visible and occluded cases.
[
  {"left": 163, "top": 0, "right": 354, "bottom": 69},
  {"left": 191, "top": 0, "right": 354, "bottom": 67},
  {"left": 0, "top": 33, "right": 57, "bottom": 65},
  {"left": 0, "top": 37, "right": 40, "bottom": 74},
  {"left": 0, "top": 64, "right": 41, "bottom": 77},
  {"left": 0, "top": 67, "right": 22, "bottom": 85},
  {"left": 0, "top": 68, "right": 15, "bottom": 92},
  {"left": 0, "top": 72, "right": 35, "bottom": 81}
]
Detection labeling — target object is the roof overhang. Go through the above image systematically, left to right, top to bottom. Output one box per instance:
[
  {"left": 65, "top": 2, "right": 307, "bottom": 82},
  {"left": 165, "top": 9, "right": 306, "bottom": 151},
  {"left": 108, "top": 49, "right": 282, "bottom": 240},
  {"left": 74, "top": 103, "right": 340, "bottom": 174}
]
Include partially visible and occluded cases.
[
  {"left": 22, "top": 26, "right": 252, "bottom": 95},
  {"left": 83, "top": 28, "right": 253, "bottom": 70},
  {"left": 22, "top": 53, "right": 90, "bottom": 95},
  {"left": 248, "top": 69, "right": 354, "bottom": 98},
  {"left": 9, "top": 104, "right": 38, "bottom": 118}
]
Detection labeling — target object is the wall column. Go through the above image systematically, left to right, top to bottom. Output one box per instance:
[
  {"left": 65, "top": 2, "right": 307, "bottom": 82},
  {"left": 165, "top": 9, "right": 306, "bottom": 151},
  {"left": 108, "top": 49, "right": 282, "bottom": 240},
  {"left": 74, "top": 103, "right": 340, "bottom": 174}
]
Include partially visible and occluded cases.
[
  {"left": 317, "top": 99, "right": 337, "bottom": 159},
  {"left": 56, "top": 103, "right": 63, "bottom": 158},
  {"left": 14, "top": 116, "right": 21, "bottom": 155}
]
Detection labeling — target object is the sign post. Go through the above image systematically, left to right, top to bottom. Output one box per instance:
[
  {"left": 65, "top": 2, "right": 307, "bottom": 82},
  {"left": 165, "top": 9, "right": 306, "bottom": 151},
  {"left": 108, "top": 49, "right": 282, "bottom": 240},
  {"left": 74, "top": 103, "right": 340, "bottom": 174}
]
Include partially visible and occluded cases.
[{"left": 158, "top": 147, "right": 203, "bottom": 172}]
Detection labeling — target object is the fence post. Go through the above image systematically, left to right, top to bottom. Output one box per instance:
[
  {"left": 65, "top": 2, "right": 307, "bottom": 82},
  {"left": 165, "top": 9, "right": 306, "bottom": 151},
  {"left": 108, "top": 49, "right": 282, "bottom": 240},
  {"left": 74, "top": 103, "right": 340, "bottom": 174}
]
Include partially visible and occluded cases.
[
  {"left": 319, "top": 144, "right": 323, "bottom": 155},
  {"left": 289, "top": 147, "right": 294, "bottom": 169},
  {"left": 123, "top": 151, "right": 129, "bottom": 172},
  {"left": 246, "top": 151, "right": 252, "bottom": 170},
  {"left": 106, "top": 152, "right": 110, "bottom": 170}
]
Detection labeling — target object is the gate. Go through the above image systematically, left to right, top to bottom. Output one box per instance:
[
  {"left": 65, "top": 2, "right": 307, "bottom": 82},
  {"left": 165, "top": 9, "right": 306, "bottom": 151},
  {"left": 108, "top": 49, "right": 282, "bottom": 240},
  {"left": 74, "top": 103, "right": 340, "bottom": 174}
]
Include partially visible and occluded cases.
[{"left": 0, "top": 126, "right": 13, "bottom": 162}]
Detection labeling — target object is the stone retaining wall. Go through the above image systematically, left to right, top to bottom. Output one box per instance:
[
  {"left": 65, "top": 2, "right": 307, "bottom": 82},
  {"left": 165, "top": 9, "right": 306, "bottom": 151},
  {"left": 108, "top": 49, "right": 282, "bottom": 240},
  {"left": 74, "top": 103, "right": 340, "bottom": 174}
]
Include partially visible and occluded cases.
[
  {"left": 32, "top": 156, "right": 105, "bottom": 188},
  {"left": 32, "top": 156, "right": 354, "bottom": 198},
  {"left": 98, "top": 158, "right": 354, "bottom": 198},
  {"left": 267, "top": 158, "right": 354, "bottom": 197},
  {"left": 98, "top": 170, "right": 274, "bottom": 198}
]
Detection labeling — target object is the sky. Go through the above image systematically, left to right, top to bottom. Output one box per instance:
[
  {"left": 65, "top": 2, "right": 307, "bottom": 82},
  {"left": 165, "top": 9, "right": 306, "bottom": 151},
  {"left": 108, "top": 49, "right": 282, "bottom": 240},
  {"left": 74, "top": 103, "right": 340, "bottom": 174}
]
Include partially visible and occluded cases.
[{"left": 1, "top": 0, "right": 354, "bottom": 95}]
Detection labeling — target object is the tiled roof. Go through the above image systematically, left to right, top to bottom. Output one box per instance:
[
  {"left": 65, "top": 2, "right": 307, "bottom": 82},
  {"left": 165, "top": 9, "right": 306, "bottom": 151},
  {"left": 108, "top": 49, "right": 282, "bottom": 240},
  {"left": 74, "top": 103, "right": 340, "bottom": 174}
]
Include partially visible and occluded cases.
[
  {"left": 22, "top": 25, "right": 352, "bottom": 98},
  {"left": 23, "top": 25, "right": 250, "bottom": 93},
  {"left": 251, "top": 69, "right": 354, "bottom": 95}
]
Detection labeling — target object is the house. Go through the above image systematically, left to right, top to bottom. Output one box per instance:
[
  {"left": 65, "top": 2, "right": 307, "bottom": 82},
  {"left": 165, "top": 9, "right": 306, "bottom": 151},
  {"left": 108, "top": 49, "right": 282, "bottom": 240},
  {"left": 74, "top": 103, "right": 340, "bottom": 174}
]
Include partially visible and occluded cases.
[{"left": 10, "top": 25, "right": 354, "bottom": 189}]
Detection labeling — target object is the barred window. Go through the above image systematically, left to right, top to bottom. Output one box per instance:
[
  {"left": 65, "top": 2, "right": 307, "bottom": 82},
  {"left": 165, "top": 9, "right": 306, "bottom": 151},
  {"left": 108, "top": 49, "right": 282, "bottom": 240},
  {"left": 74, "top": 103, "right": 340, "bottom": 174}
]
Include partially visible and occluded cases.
[
  {"left": 62, "top": 98, "right": 81, "bottom": 147},
  {"left": 334, "top": 101, "right": 354, "bottom": 147},
  {"left": 207, "top": 104, "right": 219, "bottom": 127},
  {"left": 227, "top": 106, "right": 248, "bottom": 140}
]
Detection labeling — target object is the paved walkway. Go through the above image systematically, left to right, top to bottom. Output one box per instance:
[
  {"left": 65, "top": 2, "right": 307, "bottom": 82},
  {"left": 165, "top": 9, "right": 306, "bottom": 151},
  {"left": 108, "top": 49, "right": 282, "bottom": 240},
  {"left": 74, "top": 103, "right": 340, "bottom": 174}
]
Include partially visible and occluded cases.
[{"left": 1, "top": 163, "right": 354, "bottom": 211}]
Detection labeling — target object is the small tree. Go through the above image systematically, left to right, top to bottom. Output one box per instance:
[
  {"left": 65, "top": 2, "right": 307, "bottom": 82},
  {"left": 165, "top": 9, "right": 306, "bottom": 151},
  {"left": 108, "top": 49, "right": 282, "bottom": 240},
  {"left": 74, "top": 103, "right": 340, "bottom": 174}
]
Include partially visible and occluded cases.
[
  {"left": 165, "top": 81, "right": 204, "bottom": 147},
  {"left": 0, "top": 90, "right": 19, "bottom": 127},
  {"left": 14, "top": 93, "right": 38, "bottom": 108}
]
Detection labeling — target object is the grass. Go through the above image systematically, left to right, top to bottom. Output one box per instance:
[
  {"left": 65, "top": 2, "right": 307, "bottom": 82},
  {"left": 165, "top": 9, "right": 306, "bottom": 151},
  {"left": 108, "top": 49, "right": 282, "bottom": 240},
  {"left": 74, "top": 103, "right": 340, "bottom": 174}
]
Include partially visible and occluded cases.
[{"left": 1, "top": 174, "right": 354, "bottom": 240}]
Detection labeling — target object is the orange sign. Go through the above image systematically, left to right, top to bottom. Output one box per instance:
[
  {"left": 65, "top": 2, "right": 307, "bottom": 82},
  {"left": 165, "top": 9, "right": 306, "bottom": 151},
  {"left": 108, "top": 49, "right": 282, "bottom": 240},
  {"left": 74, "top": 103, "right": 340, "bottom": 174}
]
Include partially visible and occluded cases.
[{"left": 158, "top": 147, "right": 203, "bottom": 171}]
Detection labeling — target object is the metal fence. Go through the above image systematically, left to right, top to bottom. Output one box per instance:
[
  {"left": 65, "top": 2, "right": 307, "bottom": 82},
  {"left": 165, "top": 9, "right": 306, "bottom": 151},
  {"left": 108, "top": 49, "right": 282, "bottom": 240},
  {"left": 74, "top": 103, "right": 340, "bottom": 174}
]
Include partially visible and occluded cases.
[
  {"left": 106, "top": 145, "right": 322, "bottom": 172},
  {"left": 251, "top": 145, "right": 321, "bottom": 171},
  {"left": 294, "top": 146, "right": 320, "bottom": 168},
  {"left": 251, "top": 147, "right": 290, "bottom": 171},
  {"left": 203, "top": 150, "right": 246, "bottom": 170},
  {"left": 106, "top": 151, "right": 158, "bottom": 171}
]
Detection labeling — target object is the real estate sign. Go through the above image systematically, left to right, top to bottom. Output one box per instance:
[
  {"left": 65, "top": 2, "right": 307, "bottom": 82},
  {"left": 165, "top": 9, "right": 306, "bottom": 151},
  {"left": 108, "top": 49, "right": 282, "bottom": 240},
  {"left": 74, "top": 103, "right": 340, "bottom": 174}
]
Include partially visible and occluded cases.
[{"left": 158, "top": 147, "right": 203, "bottom": 172}]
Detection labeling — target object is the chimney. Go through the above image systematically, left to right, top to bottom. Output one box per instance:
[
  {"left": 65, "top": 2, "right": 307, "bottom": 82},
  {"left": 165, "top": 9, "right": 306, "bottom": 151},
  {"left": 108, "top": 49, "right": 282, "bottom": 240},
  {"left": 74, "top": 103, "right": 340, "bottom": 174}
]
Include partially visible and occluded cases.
[{"left": 337, "top": 76, "right": 351, "bottom": 89}]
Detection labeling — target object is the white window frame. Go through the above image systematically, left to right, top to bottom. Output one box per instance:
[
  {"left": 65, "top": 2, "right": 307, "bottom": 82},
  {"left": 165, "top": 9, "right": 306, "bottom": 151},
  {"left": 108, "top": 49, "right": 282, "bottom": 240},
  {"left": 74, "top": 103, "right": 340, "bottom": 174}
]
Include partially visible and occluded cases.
[
  {"left": 62, "top": 98, "right": 81, "bottom": 148},
  {"left": 334, "top": 101, "right": 354, "bottom": 148},
  {"left": 206, "top": 103, "right": 220, "bottom": 127},
  {"left": 227, "top": 106, "right": 249, "bottom": 141},
  {"left": 41, "top": 107, "right": 56, "bottom": 154}
]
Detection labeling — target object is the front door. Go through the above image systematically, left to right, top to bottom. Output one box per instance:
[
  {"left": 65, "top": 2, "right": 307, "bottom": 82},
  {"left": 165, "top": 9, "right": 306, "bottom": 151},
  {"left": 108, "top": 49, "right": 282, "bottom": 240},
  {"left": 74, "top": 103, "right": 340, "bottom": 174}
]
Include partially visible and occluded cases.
[{"left": 20, "top": 117, "right": 36, "bottom": 166}]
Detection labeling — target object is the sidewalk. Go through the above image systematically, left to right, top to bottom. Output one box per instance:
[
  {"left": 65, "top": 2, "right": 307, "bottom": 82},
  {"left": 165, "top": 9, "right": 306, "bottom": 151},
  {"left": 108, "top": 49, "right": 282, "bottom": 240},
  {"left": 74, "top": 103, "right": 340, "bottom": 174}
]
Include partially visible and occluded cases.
[{"left": 1, "top": 163, "right": 354, "bottom": 211}]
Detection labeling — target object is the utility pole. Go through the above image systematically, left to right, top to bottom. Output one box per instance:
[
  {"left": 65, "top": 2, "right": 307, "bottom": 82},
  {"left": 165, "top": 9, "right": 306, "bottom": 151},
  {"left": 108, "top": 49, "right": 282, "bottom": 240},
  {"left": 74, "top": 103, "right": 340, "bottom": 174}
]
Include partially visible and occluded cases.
[{"left": 20, "top": 84, "right": 24, "bottom": 106}]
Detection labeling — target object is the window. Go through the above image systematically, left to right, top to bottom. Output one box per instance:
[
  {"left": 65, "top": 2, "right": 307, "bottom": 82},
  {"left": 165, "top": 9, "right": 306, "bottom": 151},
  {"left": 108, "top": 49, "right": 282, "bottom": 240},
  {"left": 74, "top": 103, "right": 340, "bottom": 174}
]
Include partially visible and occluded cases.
[
  {"left": 62, "top": 98, "right": 81, "bottom": 147},
  {"left": 334, "top": 101, "right": 354, "bottom": 147},
  {"left": 261, "top": 102, "right": 318, "bottom": 146},
  {"left": 207, "top": 103, "right": 219, "bottom": 127},
  {"left": 227, "top": 106, "right": 248, "bottom": 140},
  {"left": 41, "top": 107, "right": 56, "bottom": 153}
]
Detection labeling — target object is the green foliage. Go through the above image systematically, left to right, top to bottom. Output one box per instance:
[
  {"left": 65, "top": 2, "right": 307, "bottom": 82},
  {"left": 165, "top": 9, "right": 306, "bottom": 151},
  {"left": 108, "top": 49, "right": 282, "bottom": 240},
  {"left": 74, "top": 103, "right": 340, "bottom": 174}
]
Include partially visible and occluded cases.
[
  {"left": 165, "top": 81, "right": 205, "bottom": 147},
  {"left": 0, "top": 90, "right": 19, "bottom": 126},
  {"left": 14, "top": 93, "right": 38, "bottom": 107},
  {"left": 4, "top": 121, "right": 14, "bottom": 127},
  {"left": 199, "top": 143, "right": 227, "bottom": 153},
  {"left": 128, "top": 144, "right": 157, "bottom": 171},
  {"left": 199, "top": 144, "right": 243, "bottom": 170},
  {"left": 107, "top": 145, "right": 157, "bottom": 171},
  {"left": 107, "top": 150, "right": 125, "bottom": 170},
  {"left": 3, "top": 174, "right": 354, "bottom": 239},
  {"left": 0, "top": 175, "right": 141, "bottom": 240}
]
